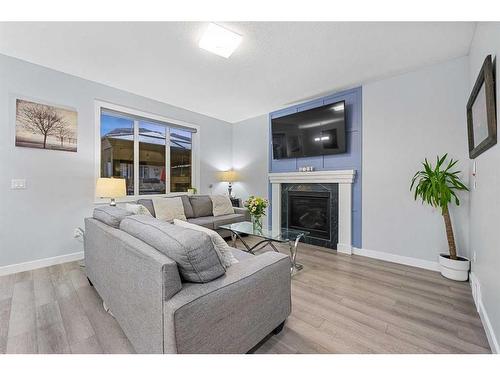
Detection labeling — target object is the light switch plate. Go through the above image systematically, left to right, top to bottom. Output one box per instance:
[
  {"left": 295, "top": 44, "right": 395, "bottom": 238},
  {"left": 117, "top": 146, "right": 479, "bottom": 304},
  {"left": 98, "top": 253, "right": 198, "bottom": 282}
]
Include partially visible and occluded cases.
[{"left": 11, "top": 179, "right": 26, "bottom": 189}]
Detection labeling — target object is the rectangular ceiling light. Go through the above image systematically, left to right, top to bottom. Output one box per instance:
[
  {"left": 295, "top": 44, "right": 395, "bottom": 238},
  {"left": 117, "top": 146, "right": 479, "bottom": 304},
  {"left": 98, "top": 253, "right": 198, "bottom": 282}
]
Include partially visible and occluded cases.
[{"left": 199, "top": 23, "right": 242, "bottom": 58}]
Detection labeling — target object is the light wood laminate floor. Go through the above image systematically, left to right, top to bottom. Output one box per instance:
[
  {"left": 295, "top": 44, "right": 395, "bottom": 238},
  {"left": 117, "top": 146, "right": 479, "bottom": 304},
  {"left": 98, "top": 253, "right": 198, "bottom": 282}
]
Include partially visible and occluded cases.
[{"left": 0, "top": 238, "right": 491, "bottom": 354}]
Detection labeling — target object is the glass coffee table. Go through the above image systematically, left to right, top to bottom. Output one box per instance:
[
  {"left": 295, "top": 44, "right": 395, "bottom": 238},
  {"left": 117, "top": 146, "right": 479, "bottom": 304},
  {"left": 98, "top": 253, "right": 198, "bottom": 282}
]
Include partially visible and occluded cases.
[{"left": 219, "top": 221, "right": 309, "bottom": 274}]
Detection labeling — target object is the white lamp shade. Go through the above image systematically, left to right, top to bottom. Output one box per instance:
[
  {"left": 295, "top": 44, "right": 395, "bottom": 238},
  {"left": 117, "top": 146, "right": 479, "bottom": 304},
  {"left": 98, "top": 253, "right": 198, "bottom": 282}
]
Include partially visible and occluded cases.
[
  {"left": 219, "top": 170, "right": 238, "bottom": 183},
  {"left": 96, "top": 178, "right": 126, "bottom": 198}
]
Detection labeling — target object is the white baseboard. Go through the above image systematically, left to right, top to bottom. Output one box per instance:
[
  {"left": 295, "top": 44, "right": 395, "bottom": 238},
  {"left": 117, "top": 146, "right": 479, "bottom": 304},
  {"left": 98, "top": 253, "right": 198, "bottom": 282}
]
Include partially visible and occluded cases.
[
  {"left": 352, "top": 247, "right": 440, "bottom": 272},
  {"left": 0, "top": 251, "right": 84, "bottom": 277},
  {"left": 470, "top": 272, "right": 499, "bottom": 353}
]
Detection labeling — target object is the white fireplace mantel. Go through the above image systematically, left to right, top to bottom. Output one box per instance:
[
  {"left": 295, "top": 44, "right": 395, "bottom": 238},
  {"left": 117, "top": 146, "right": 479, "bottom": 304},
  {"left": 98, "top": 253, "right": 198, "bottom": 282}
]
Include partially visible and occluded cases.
[{"left": 268, "top": 170, "right": 356, "bottom": 254}]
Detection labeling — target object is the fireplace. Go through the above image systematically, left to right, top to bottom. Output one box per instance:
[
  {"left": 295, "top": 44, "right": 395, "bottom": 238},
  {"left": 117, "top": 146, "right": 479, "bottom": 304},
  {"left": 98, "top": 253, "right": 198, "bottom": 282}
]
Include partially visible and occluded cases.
[
  {"left": 269, "top": 170, "right": 355, "bottom": 254},
  {"left": 281, "top": 183, "right": 338, "bottom": 249},
  {"left": 288, "top": 191, "right": 331, "bottom": 240}
]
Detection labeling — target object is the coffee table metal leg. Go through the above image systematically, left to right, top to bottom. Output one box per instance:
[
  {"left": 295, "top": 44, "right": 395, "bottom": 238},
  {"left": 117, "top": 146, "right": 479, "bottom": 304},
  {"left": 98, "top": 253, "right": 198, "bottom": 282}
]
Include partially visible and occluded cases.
[
  {"left": 227, "top": 229, "right": 305, "bottom": 276},
  {"left": 230, "top": 230, "right": 252, "bottom": 252},
  {"left": 289, "top": 234, "right": 304, "bottom": 273},
  {"left": 249, "top": 240, "right": 271, "bottom": 254},
  {"left": 269, "top": 242, "right": 280, "bottom": 253}
]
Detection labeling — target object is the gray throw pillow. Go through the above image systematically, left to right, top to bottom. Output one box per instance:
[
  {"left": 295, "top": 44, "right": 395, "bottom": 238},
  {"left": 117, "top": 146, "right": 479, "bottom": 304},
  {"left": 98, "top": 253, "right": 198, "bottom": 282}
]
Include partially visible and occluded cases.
[
  {"left": 180, "top": 195, "right": 195, "bottom": 218},
  {"left": 189, "top": 195, "right": 213, "bottom": 217},
  {"left": 93, "top": 206, "right": 133, "bottom": 228},
  {"left": 120, "top": 215, "right": 225, "bottom": 283}
]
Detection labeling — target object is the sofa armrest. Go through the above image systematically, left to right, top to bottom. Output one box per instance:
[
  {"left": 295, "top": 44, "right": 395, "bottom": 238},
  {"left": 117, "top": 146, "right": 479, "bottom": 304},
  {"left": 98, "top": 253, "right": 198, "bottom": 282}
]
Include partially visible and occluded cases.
[
  {"left": 233, "top": 207, "right": 250, "bottom": 220},
  {"left": 84, "top": 218, "right": 182, "bottom": 353},
  {"left": 163, "top": 251, "right": 291, "bottom": 353}
]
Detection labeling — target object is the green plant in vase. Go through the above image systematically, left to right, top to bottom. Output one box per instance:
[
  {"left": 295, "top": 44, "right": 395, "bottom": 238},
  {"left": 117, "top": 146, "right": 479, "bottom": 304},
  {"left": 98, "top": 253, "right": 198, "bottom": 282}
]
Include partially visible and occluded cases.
[{"left": 244, "top": 195, "right": 268, "bottom": 232}]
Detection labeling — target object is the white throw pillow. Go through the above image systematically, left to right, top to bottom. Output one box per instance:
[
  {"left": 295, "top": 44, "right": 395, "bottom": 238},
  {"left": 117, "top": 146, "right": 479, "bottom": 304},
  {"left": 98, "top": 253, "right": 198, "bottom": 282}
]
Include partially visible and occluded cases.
[
  {"left": 210, "top": 195, "right": 234, "bottom": 217},
  {"left": 152, "top": 197, "right": 186, "bottom": 222},
  {"left": 125, "top": 203, "right": 153, "bottom": 216},
  {"left": 173, "top": 219, "right": 238, "bottom": 268}
]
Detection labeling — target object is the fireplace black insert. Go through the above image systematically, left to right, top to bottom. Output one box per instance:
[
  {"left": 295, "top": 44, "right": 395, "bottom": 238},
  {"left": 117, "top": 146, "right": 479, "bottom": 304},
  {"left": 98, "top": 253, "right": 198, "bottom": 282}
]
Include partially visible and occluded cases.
[
  {"left": 281, "top": 183, "right": 338, "bottom": 249},
  {"left": 288, "top": 191, "right": 331, "bottom": 240}
]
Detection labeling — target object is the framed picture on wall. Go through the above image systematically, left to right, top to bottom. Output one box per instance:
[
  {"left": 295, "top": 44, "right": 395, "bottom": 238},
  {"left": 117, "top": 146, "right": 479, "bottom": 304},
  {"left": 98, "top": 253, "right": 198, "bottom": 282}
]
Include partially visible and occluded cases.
[
  {"left": 466, "top": 54, "right": 497, "bottom": 159},
  {"left": 15, "top": 98, "right": 78, "bottom": 152}
]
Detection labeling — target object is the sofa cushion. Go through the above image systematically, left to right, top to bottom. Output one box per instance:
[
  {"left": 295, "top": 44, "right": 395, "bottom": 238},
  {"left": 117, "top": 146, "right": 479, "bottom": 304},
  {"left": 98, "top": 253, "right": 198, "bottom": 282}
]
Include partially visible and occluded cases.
[
  {"left": 138, "top": 195, "right": 194, "bottom": 218},
  {"left": 180, "top": 195, "right": 195, "bottom": 219},
  {"left": 189, "top": 195, "right": 213, "bottom": 217},
  {"left": 210, "top": 195, "right": 235, "bottom": 217},
  {"left": 153, "top": 197, "right": 187, "bottom": 222},
  {"left": 137, "top": 199, "right": 156, "bottom": 216},
  {"left": 125, "top": 203, "right": 153, "bottom": 216},
  {"left": 93, "top": 206, "right": 133, "bottom": 228},
  {"left": 213, "top": 213, "right": 246, "bottom": 228},
  {"left": 120, "top": 215, "right": 225, "bottom": 283},
  {"left": 187, "top": 216, "right": 215, "bottom": 229},
  {"left": 173, "top": 219, "right": 238, "bottom": 268},
  {"left": 163, "top": 251, "right": 291, "bottom": 353}
]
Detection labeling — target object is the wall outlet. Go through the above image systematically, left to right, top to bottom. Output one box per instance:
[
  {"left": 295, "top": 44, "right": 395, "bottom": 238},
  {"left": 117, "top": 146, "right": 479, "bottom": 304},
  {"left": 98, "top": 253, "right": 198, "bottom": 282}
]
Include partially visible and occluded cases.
[{"left": 11, "top": 179, "right": 26, "bottom": 189}]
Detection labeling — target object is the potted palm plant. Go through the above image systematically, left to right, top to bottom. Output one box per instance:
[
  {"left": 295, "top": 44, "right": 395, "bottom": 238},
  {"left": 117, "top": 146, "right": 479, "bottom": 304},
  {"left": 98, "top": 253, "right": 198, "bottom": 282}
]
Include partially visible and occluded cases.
[{"left": 410, "top": 154, "right": 470, "bottom": 281}]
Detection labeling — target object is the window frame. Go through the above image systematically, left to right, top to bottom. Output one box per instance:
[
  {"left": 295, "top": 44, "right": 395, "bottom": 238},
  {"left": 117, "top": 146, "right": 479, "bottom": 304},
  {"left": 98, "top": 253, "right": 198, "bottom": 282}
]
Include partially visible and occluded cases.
[{"left": 94, "top": 100, "right": 200, "bottom": 204}]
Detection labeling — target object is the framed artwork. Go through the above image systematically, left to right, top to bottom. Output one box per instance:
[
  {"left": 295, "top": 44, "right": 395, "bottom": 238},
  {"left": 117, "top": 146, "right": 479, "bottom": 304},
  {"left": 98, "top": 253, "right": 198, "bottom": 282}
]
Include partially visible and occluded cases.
[
  {"left": 466, "top": 55, "right": 497, "bottom": 159},
  {"left": 15, "top": 98, "right": 78, "bottom": 152}
]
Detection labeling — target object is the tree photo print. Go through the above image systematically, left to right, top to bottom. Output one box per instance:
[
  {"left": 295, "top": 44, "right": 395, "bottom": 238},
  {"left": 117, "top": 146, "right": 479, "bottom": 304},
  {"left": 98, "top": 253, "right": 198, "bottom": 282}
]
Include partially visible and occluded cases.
[{"left": 15, "top": 98, "right": 77, "bottom": 152}]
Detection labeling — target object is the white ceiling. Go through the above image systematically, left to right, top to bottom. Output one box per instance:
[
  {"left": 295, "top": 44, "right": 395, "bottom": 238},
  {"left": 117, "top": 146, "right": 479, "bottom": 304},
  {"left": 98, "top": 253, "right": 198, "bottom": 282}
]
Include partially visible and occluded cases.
[{"left": 0, "top": 22, "right": 476, "bottom": 123}]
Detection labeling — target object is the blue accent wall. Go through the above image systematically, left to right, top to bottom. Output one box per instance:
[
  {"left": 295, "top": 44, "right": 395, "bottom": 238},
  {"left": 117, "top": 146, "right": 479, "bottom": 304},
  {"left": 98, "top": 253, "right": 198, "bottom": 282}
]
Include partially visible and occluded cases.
[{"left": 268, "top": 86, "right": 362, "bottom": 248}]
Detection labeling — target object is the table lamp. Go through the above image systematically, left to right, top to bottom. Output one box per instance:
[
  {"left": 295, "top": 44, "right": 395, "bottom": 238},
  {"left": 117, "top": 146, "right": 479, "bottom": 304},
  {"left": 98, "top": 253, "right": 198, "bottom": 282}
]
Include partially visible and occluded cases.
[
  {"left": 219, "top": 170, "right": 237, "bottom": 197},
  {"left": 96, "top": 177, "right": 126, "bottom": 206}
]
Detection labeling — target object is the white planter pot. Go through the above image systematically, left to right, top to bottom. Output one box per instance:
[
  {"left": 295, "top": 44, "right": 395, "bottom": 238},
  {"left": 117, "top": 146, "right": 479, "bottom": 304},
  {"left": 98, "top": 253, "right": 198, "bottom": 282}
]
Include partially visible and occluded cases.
[{"left": 438, "top": 254, "right": 470, "bottom": 281}]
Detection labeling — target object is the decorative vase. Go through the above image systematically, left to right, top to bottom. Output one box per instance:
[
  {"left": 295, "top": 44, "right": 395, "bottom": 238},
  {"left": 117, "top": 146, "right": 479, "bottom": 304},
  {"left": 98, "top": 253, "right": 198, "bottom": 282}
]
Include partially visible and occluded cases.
[{"left": 251, "top": 215, "right": 263, "bottom": 232}]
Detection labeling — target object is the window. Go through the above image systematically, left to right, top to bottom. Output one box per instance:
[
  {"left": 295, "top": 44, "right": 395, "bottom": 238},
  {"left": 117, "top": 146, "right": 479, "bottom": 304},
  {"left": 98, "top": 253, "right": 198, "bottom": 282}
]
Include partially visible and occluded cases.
[
  {"left": 98, "top": 103, "right": 197, "bottom": 198},
  {"left": 100, "top": 113, "right": 135, "bottom": 195},
  {"left": 139, "top": 121, "right": 166, "bottom": 195},
  {"left": 170, "top": 128, "right": 192, "bottom": 192}
]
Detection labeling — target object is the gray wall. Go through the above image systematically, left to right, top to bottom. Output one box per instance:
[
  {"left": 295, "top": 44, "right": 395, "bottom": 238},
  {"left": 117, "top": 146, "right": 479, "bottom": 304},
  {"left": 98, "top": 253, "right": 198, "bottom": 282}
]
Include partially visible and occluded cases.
[
  {"left": 467, "top": 22, "right": 500, "bottom": 350},
  {"left": 0, "top": 54, "right": 232, "bottom": 267},
  {"left": 362, "top": 56, "right": 470, "bottom": 263},
  {"left": 232, "top": 115, "right": 269, "bottom": 206}
]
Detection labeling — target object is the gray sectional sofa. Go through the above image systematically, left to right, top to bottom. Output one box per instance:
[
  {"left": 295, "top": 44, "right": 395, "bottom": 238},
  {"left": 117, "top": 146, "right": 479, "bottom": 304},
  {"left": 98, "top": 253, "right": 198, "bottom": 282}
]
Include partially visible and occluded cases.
[
  {"left": 138, "top": 195, "right": 250, "bottom": 237},
  {"left": 84, "top": 204, "right": 291, "bottom": 354}
]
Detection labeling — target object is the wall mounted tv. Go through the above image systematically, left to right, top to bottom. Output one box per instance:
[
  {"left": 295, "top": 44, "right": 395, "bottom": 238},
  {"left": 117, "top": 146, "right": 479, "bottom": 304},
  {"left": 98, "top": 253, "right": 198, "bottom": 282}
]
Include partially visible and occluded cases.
[{"left": 271, "top": 100, "right": 346, "bottom": 160}]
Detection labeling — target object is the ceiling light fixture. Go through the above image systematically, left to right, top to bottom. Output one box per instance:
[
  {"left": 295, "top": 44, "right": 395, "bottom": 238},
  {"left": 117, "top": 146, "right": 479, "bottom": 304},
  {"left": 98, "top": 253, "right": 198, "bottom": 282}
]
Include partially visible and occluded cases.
[{"left": 198, "top": 23, "right": 242, "bottom": 58}]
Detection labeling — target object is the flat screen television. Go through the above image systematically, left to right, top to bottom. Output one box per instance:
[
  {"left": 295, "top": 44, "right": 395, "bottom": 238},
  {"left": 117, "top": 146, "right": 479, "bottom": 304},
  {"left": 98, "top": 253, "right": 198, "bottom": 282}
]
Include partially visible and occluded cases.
[{"left": 271, "top": 100, "right": 346, "bottom": 159}]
